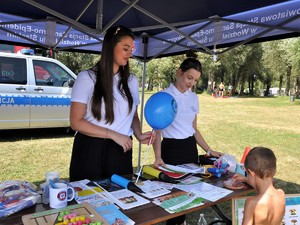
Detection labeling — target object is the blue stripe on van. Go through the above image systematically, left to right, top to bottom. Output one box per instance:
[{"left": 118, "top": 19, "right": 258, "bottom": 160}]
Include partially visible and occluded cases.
[
  {"left": 0, "top": 95, "right": 70, "bottom": 106},
  {"left": 31, "top": 96, "right": 70, "bottom": 106}
]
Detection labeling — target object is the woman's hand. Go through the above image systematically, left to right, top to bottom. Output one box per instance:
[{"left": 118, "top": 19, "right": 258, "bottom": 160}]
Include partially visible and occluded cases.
[
  {"left": 109, "top": 130, "right": 132, "bottom": 152},
  {"left": 137, "top": 131, "right": 154, "bottom": 144},
  {"left": 209, "top": 149, "right": 223, "bottom": 158},
  {"left": 153, "top": 158, "right": 165, "bottom": 168}
]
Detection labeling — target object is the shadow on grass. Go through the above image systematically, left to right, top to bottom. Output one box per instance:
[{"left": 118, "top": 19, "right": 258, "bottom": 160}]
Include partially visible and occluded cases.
[
  {"left": 0, "top": 127, "right": 75, "bottom": 142},
  {"left": 32, "top": 177, "right": 70, "bottom": 188}
]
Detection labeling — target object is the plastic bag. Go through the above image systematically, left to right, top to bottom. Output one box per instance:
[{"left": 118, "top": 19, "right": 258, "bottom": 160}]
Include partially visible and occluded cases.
[
  {"left": 214, "top": 154, "right": 237, "bottom": 173},
  {"left": 0, "top": 180, "right": 40, "bottom": 218}
]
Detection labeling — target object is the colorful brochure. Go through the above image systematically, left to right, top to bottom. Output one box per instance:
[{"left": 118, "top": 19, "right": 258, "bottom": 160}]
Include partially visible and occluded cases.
[
  {"left": 136, "top": 180, "right": 171, "bottom": 199},
  {"left": 152, "top": 190, "right": 203, "bottom": 213},
  {"left": 92, "top": 203, "right": 135, "bottom": 225}
]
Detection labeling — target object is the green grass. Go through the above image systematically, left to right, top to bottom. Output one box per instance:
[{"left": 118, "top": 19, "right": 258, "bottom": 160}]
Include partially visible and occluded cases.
[{"left": 0, "top": 94, "right": 299, "bottom": 224}]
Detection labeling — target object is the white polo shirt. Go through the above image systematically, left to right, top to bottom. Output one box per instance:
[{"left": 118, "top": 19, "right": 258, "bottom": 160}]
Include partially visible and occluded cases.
[
  {"left": 71, "top": 70, "right": 140, "bottom": 136},
  {"left": 161, "top": 84, "right": 199, "bottom": 139}
]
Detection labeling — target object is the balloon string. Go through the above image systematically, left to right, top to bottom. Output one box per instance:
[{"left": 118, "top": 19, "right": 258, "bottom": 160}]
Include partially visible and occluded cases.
[{"left": 135, "top": 129, "right": 156, "bottom": 184}]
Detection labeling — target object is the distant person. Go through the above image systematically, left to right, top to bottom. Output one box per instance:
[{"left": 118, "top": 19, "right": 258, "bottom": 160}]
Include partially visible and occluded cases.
[
  {"left": 211, "top": 81, "right": 217, "bottom": 97},
  {"left": 218, "top": 82, "right": 225, "bottom": 97},
  {"left": 228, "top": 83, "right": 232, "bottom": 96},
  {"left": 233, "top": 147, "right": 285, "bottom": 225}
]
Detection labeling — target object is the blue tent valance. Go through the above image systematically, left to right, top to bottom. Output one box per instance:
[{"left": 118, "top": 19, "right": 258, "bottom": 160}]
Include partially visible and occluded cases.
[{"left": 0, "top": 0, "right": 299, "bottom": 59}]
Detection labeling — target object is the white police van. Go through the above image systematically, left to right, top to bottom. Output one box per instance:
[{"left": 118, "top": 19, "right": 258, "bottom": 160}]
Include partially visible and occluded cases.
[{"left": 0, "top": 50, "right": 76, "bottom": 130}]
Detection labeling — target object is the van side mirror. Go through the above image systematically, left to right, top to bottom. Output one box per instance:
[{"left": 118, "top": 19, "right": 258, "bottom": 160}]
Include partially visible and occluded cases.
[{"left": 68, "top": 79, "right": 75, "bottom": 87}]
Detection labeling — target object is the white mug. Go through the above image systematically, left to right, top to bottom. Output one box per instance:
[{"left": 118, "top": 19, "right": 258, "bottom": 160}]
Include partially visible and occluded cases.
[{"left": 49, "top": 183, "right": 75, "bottom": 209}]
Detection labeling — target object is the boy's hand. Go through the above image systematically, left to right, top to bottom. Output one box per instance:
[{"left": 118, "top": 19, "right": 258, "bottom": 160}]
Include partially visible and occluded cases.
[{"left": 232, "top": 173, "right": 247, "bottom": 183}]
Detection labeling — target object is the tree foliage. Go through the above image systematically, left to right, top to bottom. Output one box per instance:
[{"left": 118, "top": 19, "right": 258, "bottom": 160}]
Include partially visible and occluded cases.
[
  {"left": 58, "top": 37, "right": 300, "bottom": 97},
  {"left": 56, "top": 51, "right": 100, "bottom": 74}
]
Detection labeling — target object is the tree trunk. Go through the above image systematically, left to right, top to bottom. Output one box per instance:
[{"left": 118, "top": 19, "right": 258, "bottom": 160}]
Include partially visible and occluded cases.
[
  {"left": 285, "top": 65, "right": 292, "bottom": 96},
  {"left": 279, "top": 73, "right": 283, "bottom": 95},
  {"left": 232, "top": 75, "right": 237, "bottom": 96},
  {"left": 248, "top": 77, "right": 252, "bottom": 95},
  {"left": 296, "top": 77, "right": 300, "bottom": 98},
  {"left": 147, "top": 78, "right": 153, "bottom": 91},
  {"left": 240, "top": 82, "right": 245, "bottom": 95},
  {"left": 265, "top": 83, "right": 271, "bottom": 96}
]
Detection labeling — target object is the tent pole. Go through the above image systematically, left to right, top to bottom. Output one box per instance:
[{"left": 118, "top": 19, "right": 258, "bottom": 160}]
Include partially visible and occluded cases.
[
  {"left": 96, "top": 0, "right": 103, "bottom": 31},
  {"left": 136, "top": 35, "right": 149, "bottom": 173}
]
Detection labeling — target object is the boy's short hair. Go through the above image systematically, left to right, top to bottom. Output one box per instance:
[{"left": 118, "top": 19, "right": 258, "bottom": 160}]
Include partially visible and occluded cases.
[{"left": 244, "top": 147, "right": 276, "bottom": 178}]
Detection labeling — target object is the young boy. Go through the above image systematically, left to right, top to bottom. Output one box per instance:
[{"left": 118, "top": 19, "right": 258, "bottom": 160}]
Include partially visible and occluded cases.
[{"left": 233, "top": 147, "right": 285, "bottom": 225}]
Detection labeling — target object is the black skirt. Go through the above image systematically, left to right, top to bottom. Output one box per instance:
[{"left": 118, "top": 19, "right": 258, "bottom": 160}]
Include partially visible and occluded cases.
[
  {"left": 69, "top": 132, "right": 133, "bottom": 182},
  {"left": 161, "top": 136, "right": 198, "bottom": 165}
]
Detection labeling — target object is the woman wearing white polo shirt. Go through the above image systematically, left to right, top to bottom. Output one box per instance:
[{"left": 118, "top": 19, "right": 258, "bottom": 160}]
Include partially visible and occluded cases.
[
  {"left": 69, "top": 26, "right": 151, "bottom": 182},
  {"left": 152, "top": 53, "right": 222, "bottom": 225}
]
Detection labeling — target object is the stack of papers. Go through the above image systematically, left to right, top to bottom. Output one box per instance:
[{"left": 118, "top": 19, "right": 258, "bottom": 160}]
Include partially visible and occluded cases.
[
  {"left": 159, "top": 163, "right": 205, "bottom": 174},
  {"left": 69, "top": 179, "right": 111, "bottom": 205},
  {"left": 70, "top": 179, "right": 150, "bottom": 211},
  {"left": 136, "top": 180, "right": 171, "bottom": 199},
  {"left": 176, "top": 181, "right": 233, "bottom": 202},
  {"left": 104, "top": 188, "right": 150, "bottom": 210}
]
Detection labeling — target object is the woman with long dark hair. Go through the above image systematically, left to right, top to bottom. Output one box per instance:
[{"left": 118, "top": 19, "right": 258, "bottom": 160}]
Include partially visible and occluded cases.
[{"left": 69, "top": 25, "right": 151, "bottom": 182}]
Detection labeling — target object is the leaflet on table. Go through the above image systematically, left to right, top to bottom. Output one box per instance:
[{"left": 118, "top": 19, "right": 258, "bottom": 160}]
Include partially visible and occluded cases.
[
  {"left": 159, "top": 163, "right": 205, "bottom": 174},
  {"left": 178, "top": 175, "right": 202, "bottom": 185},
  {"left": 150, "top": 176, "right": 202, "bottom": 191},
  {"left": 95, "top": 178, "right": 169, "bottom": 200},
  {"left": 69, "top": 179, "right": 112, "bottom": 205},
  {"left": 71, "top": 179, "right": 150, "bottom": 210},
  {"left": 135, "top": 180, "right": 171, "bottom": 199},
  {"left": 152, "top": 181, "right": 176, "bottom": 190},
  {"left": 175, "top": 181, "right": 233, "bottom": 202},
  {"left": 107, "top": 188, "right": 150, "bottom": 210},
  {"left": 152, "top": 190, "right": 203, "bottom": 213},
  {"left": 92, "top": 202, "right": 135, "bottom": 225}
]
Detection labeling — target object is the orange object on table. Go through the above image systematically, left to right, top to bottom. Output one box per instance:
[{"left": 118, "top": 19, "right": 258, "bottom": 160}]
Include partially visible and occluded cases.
[{"left": 241, "top": 146, "right": 251, "bottom": 163}]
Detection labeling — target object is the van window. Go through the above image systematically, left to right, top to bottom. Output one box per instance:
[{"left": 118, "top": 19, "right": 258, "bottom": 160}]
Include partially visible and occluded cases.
[
  {"left": 0, "top": 57, "right": 27, "bottom": 84},
  {"left": 33, "top": 60, "right": 75, "bottom": 87}
]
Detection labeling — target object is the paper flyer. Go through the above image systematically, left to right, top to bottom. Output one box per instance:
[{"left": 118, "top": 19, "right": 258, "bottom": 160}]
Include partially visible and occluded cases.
[
  {"left": 69, "top": 179, "right": 111, "bottom": 205},
  {"left": 136, "top": 180, "right": 171, "bottom": 199},
  {"left": 176, "top": 181, "right": 232, "bottom": 202},
  {"left": 108, "top": 189, "right": 150, "bottom": 210},
  {"left": 152, "top": 191, "right": 203, "bottom": 213},
  {"left": 93, "top": 203, "right": 135, "bottom": 225}
]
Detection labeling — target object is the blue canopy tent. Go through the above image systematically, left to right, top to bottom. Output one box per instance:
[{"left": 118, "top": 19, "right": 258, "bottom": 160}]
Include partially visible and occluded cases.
[
  {"left": 1, "top": 0, "right": 300, "bottom": 168},
  {"left": 1, "top": 0, "right": 300, "bottom": 59}
]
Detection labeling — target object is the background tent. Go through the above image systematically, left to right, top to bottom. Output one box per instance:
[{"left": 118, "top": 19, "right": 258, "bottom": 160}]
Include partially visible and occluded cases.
[{"left": 1, "top": 0, "right": 300, "bottom": 60}]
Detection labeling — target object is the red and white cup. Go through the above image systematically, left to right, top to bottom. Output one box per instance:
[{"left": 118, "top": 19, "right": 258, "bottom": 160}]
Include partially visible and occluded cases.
[{"left": 49, "top": 183, "right": 74, "bottom": 209}]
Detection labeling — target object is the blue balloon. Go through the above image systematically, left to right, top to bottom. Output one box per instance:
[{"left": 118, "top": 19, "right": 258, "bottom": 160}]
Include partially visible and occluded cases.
[{"left": 144, "top": 92, "right": 177, "bottom": 130}]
